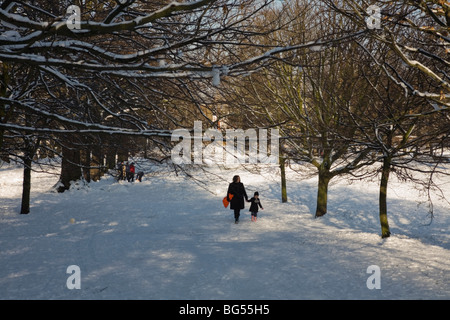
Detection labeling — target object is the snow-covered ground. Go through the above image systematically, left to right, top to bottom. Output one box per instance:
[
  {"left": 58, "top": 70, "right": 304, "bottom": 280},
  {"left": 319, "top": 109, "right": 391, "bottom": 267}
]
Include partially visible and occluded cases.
[{"left": 0, "top": 160, "right": 449, "bottom": 300}]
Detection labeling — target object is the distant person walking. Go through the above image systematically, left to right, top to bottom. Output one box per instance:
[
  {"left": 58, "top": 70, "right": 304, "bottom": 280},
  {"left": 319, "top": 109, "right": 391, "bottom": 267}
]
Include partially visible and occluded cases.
[
  {"left": 117, "top": 161, "right": 124, "bottom": 181},
  {"left": 121, "top": 162, "right": 127, "bottom": 181},
  {"left": 125, "top": 162, "right": 131, "bottom": 182},
  {"left": 129, "top": 162, "right": 135, "bottom": 182},
  {"left": 136, "top": 171, "right": 144, "bottom": 182},
  {"left": 227, "top": 175, "right": 248, "bottom": 224},
  {"left": 249, "top": 191, "right": 263, "bottom": 222}
]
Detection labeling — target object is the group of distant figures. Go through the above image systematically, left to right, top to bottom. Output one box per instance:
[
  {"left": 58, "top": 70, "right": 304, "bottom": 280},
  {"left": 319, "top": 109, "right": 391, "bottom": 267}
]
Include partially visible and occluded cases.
[{"left": 116, "top": 161, "right": 144, "bottom": 182}]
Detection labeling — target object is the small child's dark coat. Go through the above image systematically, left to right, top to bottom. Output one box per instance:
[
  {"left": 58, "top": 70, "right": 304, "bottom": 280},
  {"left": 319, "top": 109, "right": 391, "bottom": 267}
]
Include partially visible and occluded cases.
[{"left": 249, "top": 197, "right": 263, "bottom": 213}]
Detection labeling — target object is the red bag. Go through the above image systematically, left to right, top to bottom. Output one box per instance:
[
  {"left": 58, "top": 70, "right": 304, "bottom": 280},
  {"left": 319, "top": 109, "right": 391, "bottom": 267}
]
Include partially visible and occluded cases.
[{"left": 222, "top": 193, "right": 234, "bottom": 208}]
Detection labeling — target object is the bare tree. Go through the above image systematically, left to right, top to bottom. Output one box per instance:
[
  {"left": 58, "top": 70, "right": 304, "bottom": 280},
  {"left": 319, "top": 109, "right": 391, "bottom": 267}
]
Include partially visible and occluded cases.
[
  {"left": 1, "top": 0, "right": 369, "bottom": 212},
  {"left": 220, "top": 0, "right": 449, "bottom": 238},
  {"left": 326, "top": 0, "right": 450, "bottom": 108},
  {"left": 221, "top": 1, "right": 377, "bottom": 217},
  {"left": 344, "top": 46, "right": 450, "bottom": 237}
]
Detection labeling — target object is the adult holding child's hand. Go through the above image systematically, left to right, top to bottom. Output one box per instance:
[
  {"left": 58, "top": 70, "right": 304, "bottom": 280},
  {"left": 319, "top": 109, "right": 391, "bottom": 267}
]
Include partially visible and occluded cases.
[{"left": 227, "top": 175, "right": 248, "bottom": 224}]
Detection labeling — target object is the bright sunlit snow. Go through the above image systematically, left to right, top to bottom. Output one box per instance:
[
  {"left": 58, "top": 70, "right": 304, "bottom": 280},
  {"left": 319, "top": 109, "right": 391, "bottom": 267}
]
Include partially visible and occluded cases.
[{"left": 0, "top": 159, "right": 449, "bottom": 299}]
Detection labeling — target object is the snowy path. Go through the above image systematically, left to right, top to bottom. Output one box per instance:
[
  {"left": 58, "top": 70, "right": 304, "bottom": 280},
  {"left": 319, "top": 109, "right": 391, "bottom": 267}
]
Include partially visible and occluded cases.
[{"left": 0, "top": 163, "right": 449, "bottom": 299}]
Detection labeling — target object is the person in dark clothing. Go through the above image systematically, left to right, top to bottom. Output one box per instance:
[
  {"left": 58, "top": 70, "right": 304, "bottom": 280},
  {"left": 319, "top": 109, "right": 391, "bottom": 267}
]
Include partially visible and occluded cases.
[
  {"left": 117, "top": 161, "right": 124, "bottom": 181},
  {"left": 125, "top": 162, "right": 131, "bottom": 181},
  {"left": 129, "top": 163, "right": 135, "bottom": 182},
  {"left": 136, "top": 171, "right": 144, "bottom": 182},
  {"left": 227, "top": 175, "right": 249, "bottom": 224},
  {"left": 249, "top": 191, "right": 263, "bottom": 222}
]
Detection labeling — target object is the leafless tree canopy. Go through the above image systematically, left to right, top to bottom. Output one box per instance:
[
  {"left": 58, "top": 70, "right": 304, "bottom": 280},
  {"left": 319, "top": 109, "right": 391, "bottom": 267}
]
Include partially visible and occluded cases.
[{"left": 1, "top": 1, "right": 448, "bottom": 236}]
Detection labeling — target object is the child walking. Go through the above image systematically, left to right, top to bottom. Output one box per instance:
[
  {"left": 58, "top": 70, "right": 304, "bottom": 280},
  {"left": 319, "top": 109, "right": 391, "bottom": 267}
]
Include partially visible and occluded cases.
[{"left": 249, "top": 192, "right": 263, "bottom": 222}]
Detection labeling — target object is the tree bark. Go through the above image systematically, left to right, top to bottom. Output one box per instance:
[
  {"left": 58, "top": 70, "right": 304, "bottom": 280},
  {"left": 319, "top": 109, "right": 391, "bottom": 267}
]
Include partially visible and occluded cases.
[
  {"left": 58, "top": 145, "right": 81, "bottom": 193},
  {"left": 90, "top": 147, "right": 103, "bottom": 182},
  {"left": 117, "top": 147, "right": 128, "bottom": 163},
  {"left": 81, "top": 148, "right": 91, "bottom": 183},
  {"left": 106, "top": 148, "right": 116, "bottom": 170},
  {"left": 279, "top": 155, "right": 287, "bottom": 203},
  {"left": 379, "top": 155, "right": 391, "bottom": 238},
  {"left": 20, "top": 156, "right": 32, "bottom": 214},
  {"left": 315, "top": 170, "right": 331, "bottom": 217}
]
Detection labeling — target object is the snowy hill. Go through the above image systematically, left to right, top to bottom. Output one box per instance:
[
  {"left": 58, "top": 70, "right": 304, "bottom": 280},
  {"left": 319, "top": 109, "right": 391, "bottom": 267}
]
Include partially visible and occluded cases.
[{"left": 0, "top": 160, "right": 449, "bottom": 300}]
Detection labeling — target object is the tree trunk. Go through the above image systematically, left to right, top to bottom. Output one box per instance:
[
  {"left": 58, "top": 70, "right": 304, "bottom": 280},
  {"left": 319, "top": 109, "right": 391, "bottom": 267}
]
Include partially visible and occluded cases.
[
  {"left": 0, "top": 62, "right": 11, "bottom": 153},
  {"left": 143, "top": 138, "right": 149, "bottom": 159},
  {"left": 58, "top": 146, "right": 81, "bottom": 193},
  {"left": 90, "top": 148, "right": 103, "bottom": 181},
  {"left": 106, "top": 148, "right": 116, "bottom": 170},
  {"left": 81, "top": 149, "right": 91, "bottom": 183},
  {"left": 117, "top": 149, "right": 128, "bottom": 163},
  {"left": 20, "top": 156, "right": 32, "bottom": 214},
  {"left": 280, "top": 156, "right": 287, "bottom": 203},
  {"left": 379, "top": 156, "right": 391, "bottom": 238},
  {"left": 315, "top": 171, "right": 331, "bottom": 217}
]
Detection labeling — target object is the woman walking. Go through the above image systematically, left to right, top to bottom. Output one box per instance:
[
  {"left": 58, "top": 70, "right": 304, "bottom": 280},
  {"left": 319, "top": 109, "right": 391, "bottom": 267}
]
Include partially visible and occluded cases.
[{"left": 227, "top": 175, "right": 249, "bottom": 224}]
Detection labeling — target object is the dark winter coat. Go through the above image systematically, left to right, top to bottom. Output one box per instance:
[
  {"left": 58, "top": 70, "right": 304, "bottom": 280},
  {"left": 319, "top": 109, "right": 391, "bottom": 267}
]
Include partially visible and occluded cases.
[
  {"left": 227, "top": 182, "right": 248, "bottom": 210},
  {"left": 249, "top": 197, "right": 263, "bottom": 213}
]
